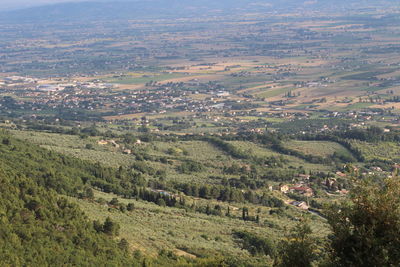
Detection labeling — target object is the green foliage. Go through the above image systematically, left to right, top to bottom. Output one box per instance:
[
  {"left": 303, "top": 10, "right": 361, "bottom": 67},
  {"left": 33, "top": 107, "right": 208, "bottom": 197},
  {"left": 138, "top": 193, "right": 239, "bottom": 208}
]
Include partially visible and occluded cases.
[
  {"left": 274, "top": 118, "right": 352, "bottom": 134},
  {"left": 338, "top": 126, "right": 400, "bottom": 143},
  {"left": 0, "top": 130, "right": 346, "bottom": 265},
  {"left": 0, "top": 131, "right": 152, "bottom": 198},
  {"left": 0, "top": 131, "right": 139, "bottom": 265},
  {"left": 2, "top": 137, "right": 11, "bottom": 145},
  {"left": 205, "top": 137, "right": 250, "bottom": 159},
  {"left": 285, "top": 140, "right": 354, "bottom": 162},
  {"left": 351, "top": 140, "right": 400, "bottom": 163},
  {"left": 85, "top": 143, "right": 94, "bottom": 150},
  {"left": 167, "top": 147, "right": 184, "bottom": 156},
  {"left": 177, "top": 160, "right": 204, "bottom": 174},
  {"left": 0, "top": 166, "right": 134, "bottom": 266},
  {"left": 327, "top": 177, "right": 400, "bottom": 266},
  {"left": 174, "top": 182, "right": 284, "bottom": 207},
  {"left": 83, "top": 187, "right": 94, "bottom": 199},
  {"left": 110, "top": 197, "right": 119, "bottom": 205},
  {"left": 157, "top": 198, "right": 166, "bottom": 207},
  {"left": 127, "top": 203, "right": 135, "bottom": 211},
  {"left": 103, "top": 217, "right": 120, "bottom": 236},
  {"left": 276, "top": 220, "right": 318, "bottom": 267},
  {"left": 233, "top": 230, "right": 276, "bottom": 257},
  {"left": 118, "top": 238, "right": 130, "bottom": 252}
]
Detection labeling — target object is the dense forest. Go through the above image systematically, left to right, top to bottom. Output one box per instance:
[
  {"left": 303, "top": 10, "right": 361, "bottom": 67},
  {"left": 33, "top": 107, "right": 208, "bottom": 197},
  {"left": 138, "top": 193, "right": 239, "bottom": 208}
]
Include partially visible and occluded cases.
[{"left": 0, "top": 159, "right": 134, "bottom": 266}]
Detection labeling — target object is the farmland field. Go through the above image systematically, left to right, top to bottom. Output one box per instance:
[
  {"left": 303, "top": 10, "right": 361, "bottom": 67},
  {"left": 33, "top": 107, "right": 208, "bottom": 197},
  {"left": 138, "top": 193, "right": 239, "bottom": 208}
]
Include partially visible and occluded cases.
[
  {"left": 284, "top": 140, "right": 353, "bottom": 158},
  {"left": 350, "top": 140, "right": 400, "bottom": 162}
]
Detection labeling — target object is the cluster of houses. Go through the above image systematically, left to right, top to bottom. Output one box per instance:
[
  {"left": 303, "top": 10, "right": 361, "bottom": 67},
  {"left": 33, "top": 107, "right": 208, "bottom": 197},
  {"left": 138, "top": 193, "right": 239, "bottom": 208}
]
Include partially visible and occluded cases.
[
  {"left": 1, "top": 74, "right": 398, "bottom": 133},
  {"left": 0, "top": 75, "right": 248, "bottom": 118},
  {"left": 0, "top": 76, "right": 118, "bottom": 112},
  {"left": 272, "top": 184, "right": 314, "bottom": 210},
  {"left": 277, "top": 184, "right": 314, "bottom": 197}
]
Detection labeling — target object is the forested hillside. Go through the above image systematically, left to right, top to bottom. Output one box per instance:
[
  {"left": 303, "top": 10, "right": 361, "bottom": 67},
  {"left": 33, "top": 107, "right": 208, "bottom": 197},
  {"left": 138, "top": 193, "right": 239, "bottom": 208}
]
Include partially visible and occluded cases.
[
  {"left": 2, "top": 127, "right": 400, "bottom": 266},
  {"left": 0, "top": 130, "right": 270, "bottom": 266},
  {"left": 0, "top": 130, "right": 140, "bottom": 265},
  {"left": 0, "top": 164, "right": 134, "bottom": 266}
]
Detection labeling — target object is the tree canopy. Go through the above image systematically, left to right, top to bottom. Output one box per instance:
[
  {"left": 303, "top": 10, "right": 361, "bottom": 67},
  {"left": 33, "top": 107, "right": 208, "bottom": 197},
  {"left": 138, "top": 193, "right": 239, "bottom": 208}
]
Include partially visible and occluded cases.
[{"left": 327, "top": 177, "right": 400, "bottom": 266}]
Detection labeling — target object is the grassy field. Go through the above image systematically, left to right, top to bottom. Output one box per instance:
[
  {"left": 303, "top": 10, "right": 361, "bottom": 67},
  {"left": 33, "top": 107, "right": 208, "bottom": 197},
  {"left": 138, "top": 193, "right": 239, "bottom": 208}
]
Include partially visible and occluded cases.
[
  {"left": 106, "top": 72, "right": 190, "bottom": 85},
  {"left": 255, "top": 86, "right": 294, "bottom": 99},
  {"left": 336, "top": 102, "right": 375, "bottom": 112},
  {"left": 9, "top": 130, "right": 245, "bottom": 183},
  {"left": 10, "top": 130, "right": 333, "bottom": 256},
  {"left": 10, "top": 130, "right": 95, "bottom": 149},
  {"left": 11, "top": 130, "right": 137, "bottom": 167},
  {"left": 11, "top": 130, "right": 336, "bottom": 181},
  {"left": 143, "top": 140, "right": 246, "bottom": 183},
  {"left": 284, "top": 140, "right": 353, "bottom": 158},
  {"left": 350, "top": 140, "right": 400, "bottom": 162},
  {"left": 151, "top": 141, "right": 230, "bottom": 163},
  {"left": 228, "top": 141, "right": 333, "bottom": 171},
  {"left": 70, "top": 190, "right": 330, "bottom": 258}
]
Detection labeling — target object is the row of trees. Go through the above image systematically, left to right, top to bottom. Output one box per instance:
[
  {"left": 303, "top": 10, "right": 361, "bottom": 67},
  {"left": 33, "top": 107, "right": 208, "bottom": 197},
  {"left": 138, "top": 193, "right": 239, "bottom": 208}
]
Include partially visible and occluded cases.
[
  {"left": 337, "top": 126, "right": 400, "bottom": 142},
  {"left": 173, "top": 182, "right": 284, "bottom": 207}
]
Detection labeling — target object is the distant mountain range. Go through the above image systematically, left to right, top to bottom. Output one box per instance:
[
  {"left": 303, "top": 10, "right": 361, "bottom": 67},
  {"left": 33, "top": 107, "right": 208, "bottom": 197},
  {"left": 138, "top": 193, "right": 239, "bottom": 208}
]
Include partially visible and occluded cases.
[{"left": 0, "top": 0, "right": 398, "bottom": 23}]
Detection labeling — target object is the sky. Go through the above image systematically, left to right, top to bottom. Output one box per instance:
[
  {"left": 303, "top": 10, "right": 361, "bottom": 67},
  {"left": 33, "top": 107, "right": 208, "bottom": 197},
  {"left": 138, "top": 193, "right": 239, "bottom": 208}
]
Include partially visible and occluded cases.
[{"left": 0, "top": 0, "right": 105, "bottom": 10}]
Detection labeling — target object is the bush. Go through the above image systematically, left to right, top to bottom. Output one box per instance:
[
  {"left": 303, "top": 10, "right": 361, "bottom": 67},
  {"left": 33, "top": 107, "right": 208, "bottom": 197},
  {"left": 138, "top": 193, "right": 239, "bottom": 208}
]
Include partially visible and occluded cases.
[
  {"left": 127, "top": 203, "right": 135, "bottom": 211},
  {"left": 233, "top": 230, "right": 276, "bottom": 257}
]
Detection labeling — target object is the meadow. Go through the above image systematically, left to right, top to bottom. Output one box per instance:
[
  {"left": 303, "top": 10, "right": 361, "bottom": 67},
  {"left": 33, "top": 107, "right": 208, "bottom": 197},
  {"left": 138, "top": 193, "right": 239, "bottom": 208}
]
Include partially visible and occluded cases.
[
  {"left": 284, "top": 140, "right": 353, "bottom": 159},
  {"left": 350, "top": 140, "right": 400, "bottom": 162},
  {"left": 70, "top": 190, "right": 330, "bottom": 258}
]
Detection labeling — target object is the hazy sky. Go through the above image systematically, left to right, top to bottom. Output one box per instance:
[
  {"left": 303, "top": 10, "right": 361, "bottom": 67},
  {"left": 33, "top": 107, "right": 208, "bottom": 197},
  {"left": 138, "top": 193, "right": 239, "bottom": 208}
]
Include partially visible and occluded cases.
[{"left": 0, "top": 0, "right": 105, "bottom": 10}]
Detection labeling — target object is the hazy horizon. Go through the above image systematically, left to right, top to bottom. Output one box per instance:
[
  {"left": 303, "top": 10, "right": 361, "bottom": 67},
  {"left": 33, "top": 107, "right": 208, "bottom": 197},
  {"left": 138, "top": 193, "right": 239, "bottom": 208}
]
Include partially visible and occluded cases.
[
  {"left": 0, "top": 0, "right": 115, "bottom": 10},
  {"left": 2, "top": 0, "right": 398, "bottom": 12}
]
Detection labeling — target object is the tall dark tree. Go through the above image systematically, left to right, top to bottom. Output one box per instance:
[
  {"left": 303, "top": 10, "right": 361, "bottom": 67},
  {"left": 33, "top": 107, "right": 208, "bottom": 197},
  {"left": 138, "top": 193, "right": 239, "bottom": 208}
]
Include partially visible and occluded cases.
[{"left": 103, "top": 217, "right": 120, "bottom": 236}]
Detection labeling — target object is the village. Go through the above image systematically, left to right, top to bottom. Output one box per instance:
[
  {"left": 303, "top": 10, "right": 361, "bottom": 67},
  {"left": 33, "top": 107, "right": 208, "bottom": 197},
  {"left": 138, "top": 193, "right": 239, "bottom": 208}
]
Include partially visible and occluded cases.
[{"left": 0, "top": 75, "right": 398, "bottom": 129}]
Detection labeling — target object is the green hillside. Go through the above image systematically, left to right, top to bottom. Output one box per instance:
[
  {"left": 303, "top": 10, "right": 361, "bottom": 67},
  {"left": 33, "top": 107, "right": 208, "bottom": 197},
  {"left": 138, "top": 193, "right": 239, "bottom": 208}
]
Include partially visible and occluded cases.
[{"left": 0, "top": 163, "right": 134, "bottom": 266}]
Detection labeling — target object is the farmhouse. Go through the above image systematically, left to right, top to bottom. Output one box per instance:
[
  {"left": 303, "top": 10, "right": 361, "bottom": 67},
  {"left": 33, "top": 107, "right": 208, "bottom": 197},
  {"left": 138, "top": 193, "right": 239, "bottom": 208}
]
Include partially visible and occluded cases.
[
  {"left": 36, "top": 84, "right": 60, "bottom": 92},
  {"left": 97, "top": 140, "right": 108, "bottom": 145},
  {"left": 123, "top": 149, "right": 132, "bottom": 154},
  {"left": 298, "top": 174, "right": 310, "bottom": 180},
  {"left": 278, "top": 184, "right": 289, "bottom": 193},
  {"left": 290, "top": 201, "right": 309, "bottom": 210}
]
